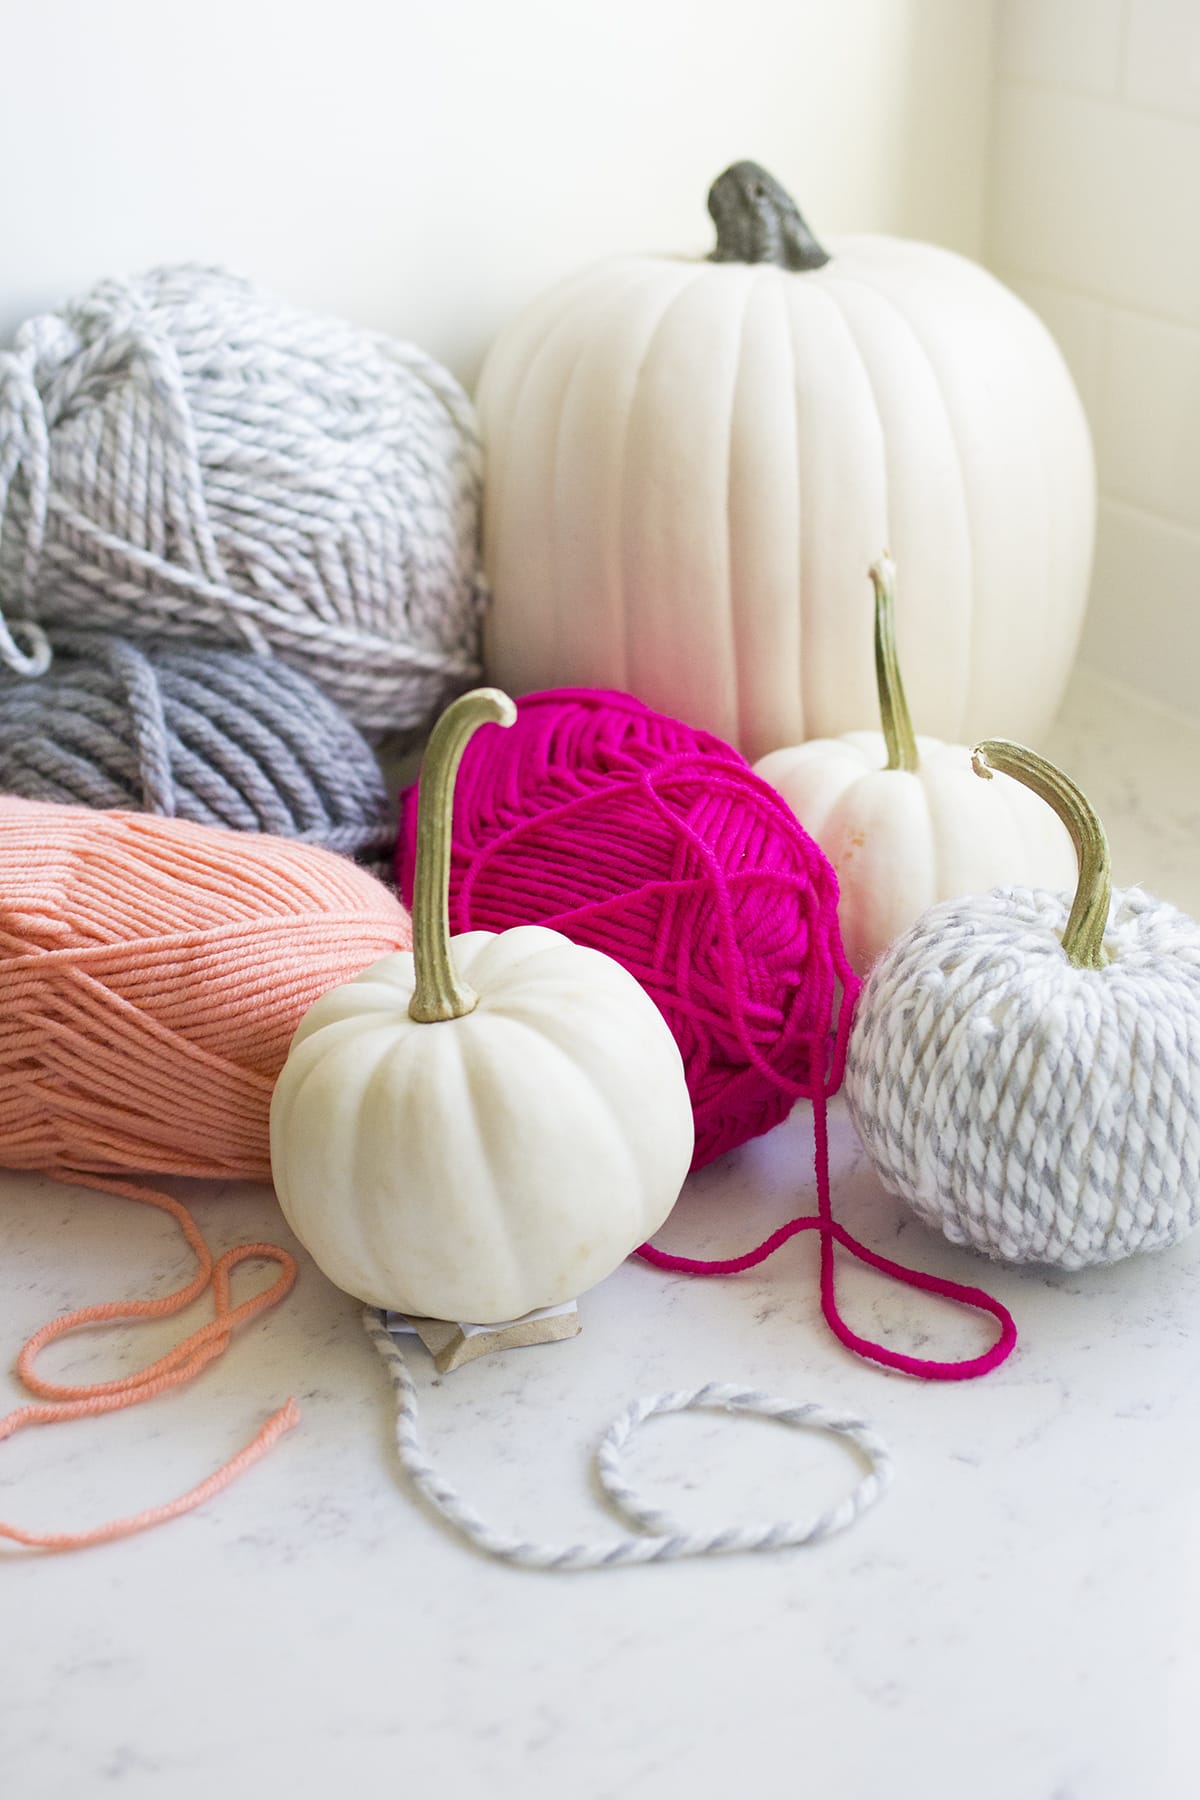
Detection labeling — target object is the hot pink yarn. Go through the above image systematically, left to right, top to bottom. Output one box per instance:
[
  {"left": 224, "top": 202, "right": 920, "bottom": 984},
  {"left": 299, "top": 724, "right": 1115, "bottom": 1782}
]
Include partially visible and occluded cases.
[
  {"left": 397, "top": 687, "right": 854, "bottom": 1169},
  {"left": 397, "top": 687, "right": 1017, "bottom": 1383}
]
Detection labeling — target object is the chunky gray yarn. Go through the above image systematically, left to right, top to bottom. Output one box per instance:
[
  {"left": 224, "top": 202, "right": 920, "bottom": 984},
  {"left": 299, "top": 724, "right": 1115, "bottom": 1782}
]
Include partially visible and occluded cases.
[
  {"left": 0, "top": 266, "right": 485, "bottom": 735},
  {"left": 0, "top": 632, "right": 391, "bottom": 857}
]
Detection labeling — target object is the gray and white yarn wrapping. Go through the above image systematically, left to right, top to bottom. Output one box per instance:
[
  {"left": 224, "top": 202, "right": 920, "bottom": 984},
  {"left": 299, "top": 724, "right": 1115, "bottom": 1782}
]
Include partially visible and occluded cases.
[
  {"left": 0, "top": 266, "right": 485, "bottom": 735},
  {"left": 0, "top": 632, "right": 390, "bottom": 857},
  {"left": 845, "top": 886, "right": 1200, "bottom": 1268},
  {"left": 365, "top": 1310, "right": 893, "bottom": 1570}
]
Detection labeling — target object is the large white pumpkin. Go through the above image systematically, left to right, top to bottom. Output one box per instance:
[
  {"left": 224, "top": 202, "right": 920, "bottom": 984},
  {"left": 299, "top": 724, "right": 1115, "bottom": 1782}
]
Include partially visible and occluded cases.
[{"left": 477, "top": 162, "right": 1095, "bottom": 763}]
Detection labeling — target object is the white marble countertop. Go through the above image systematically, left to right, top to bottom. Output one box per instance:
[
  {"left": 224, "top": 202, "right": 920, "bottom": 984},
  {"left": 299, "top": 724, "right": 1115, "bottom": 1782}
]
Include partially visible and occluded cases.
[{"left": 3, "top": 666, "right": 1199, "bottom": 1800}]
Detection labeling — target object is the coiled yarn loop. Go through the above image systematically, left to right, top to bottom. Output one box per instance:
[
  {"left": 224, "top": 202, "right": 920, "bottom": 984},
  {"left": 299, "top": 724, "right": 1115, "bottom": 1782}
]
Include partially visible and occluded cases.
[{"left": 0, "top": 266, "right": 486, "bottom": 733}]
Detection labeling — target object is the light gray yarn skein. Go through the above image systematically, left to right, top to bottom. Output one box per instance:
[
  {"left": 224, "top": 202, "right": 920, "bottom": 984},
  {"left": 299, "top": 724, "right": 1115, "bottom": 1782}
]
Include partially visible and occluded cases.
[
  {"left": 0, "top": 266, "right": 485, "bottom": 736},
  {"left": 0, "top": 633, "right": 391, "bottom": 858}
]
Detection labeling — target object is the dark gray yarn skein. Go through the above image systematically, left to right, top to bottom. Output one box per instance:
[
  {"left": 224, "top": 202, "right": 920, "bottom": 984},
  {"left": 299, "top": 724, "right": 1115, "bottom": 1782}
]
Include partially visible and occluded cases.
[{"left": 0, "top": 634, "right": 391, "bottom": 858}]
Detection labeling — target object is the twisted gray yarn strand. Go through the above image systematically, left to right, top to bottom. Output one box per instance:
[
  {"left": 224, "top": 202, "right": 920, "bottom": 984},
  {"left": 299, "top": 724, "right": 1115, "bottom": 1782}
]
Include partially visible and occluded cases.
[
  {"left": 0, "top": 266, "right": 485, "bottom": 734},
  {"left": 0, "top": 633, "right": 391, "bottom": 856},
  {"left": 364, "top": 1309, "right": 893, "bottom": 1570}
]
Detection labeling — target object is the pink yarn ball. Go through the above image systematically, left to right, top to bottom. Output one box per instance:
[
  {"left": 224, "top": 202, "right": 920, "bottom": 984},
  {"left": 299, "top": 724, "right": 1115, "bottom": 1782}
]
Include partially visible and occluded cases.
[{"left": 396, "top": 688, "right": 857, "bottom": 1169}]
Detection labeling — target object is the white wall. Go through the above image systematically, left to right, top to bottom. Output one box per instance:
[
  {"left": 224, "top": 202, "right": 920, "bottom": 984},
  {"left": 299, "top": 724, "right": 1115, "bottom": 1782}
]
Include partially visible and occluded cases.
[
  {"left": 0, "top": 0, "right": 996, "bottom": 386},
  {"left": 987, "top": 0, "right": 1200, "bottom": 716},
  {"left": 9, "top": 2, "right": 1198, "bottom": 720}
]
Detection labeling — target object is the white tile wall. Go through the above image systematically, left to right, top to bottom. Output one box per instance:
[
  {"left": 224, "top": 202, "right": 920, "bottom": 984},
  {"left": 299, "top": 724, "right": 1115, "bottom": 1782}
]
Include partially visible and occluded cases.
[
  {"left": 987, "top": 0, "right": 1200, "bottom": 714},
  {"left": 996, "top": 0, "right": 1125, "bottom": 94},
  {"left": 1125, "top": 0, "right": 1200, "bottom": 120},
  {"left": 990, "top": 85, "right": 1200, "bottom": 324},
  {"left": 1004, "top": 273, "right": 1107, "bottom": 415},
  {"left": 1098, "top": 312, "right": 1200, "bottom": 531},
  {"left": 1085, "top": 502, "right": 1200, "bottom": 715}
]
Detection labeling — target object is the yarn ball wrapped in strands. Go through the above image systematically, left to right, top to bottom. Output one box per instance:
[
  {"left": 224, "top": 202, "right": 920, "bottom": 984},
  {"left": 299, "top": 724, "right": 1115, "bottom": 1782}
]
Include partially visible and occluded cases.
[
  {"left": 0, "top": 266, "right": 485, "bottom": 736},
  {"left": 0, "top": 632, "right": 390, "bottom": 858},
  {"left": 396, "top": 687, "right": 857, "bottom": 1169},
  {"left": 846, "top": 740, "right": 1200, "bottom": 1269},
  {"left": 0, "top": 797, "right": 410, "bottom": 1552},
  {"left": 0, "top": 798, "right": 410, "bottom": 1178}
]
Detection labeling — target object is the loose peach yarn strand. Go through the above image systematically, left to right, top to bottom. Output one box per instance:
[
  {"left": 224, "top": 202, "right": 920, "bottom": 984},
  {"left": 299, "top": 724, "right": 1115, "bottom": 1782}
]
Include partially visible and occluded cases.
[
  {"left": 0, "top": 797, "right": 413, "bottom": 1552},
  {"left": 0, "top": 1173, "right": 299, "bottom": 1551}
]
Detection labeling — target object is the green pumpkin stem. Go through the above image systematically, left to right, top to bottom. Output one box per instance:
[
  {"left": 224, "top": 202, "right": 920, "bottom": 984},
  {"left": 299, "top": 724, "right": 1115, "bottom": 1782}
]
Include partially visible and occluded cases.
[
  {"left": 707, "top": 161, "right": 830, "bottom": 271},
  {"left": 870, "top": 555, "right": 919, "bottom": 773},
  {"left": 409, "top": 687, "right": 517, "bottom": 1023},
  {"left": 971, "top": 740, "right": 1112, "bottom": 970}
]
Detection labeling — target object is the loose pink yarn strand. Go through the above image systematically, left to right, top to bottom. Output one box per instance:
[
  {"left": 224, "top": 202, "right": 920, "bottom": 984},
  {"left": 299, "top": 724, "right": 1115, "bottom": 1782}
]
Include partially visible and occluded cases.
[
  {"left": 637, "top": 889, "right": 1017, "bottom": 1382},
  {"left": 637, "top": 1086, "right": 1017, "bottom": 1381},
  {"left": 0, "top": 1172, "right": 299, "bottom": 1551}
]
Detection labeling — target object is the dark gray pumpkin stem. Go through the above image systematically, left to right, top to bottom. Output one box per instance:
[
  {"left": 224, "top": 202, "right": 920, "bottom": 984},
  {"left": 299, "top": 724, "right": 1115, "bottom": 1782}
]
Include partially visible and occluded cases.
[{"left": 707, "top": 161, "right": 831, "bottom": 271}]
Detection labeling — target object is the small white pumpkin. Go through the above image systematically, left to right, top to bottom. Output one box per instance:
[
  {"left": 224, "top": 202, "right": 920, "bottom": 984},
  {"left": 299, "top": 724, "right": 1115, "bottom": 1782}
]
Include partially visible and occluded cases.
[
  {"left": 477, "top": 161, "right": 1094, "bottom": 761},
  {"left": 755, "top": 557, "right": 1077, "bottom": 978},
  {"left": 270, "top": 688, "right": 694, "bottom": 1323},
  {"left": 846, "top": 741, "right": 1200, "bottom": 1268}
]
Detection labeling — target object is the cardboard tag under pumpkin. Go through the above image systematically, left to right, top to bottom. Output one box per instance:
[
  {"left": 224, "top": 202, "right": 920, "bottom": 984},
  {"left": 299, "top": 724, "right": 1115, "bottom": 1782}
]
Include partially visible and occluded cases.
[{"left": 385, "top": 1301, "right": 580, "bottom": 1374}]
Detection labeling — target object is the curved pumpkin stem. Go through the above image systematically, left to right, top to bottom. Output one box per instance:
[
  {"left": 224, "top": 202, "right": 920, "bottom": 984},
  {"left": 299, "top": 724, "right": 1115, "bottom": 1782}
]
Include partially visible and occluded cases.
[
  {"left": 707, "top": 161, "right": 830, "bottom": 271},
  {"left": 870, "top": 555, "right": 919, "bottom": 773},
  {"left": 409, "top": 688, "right": 517, "bottom": 1023},
  {"left": 971, "top": 739, "right": 1111, "bottom": 970}
]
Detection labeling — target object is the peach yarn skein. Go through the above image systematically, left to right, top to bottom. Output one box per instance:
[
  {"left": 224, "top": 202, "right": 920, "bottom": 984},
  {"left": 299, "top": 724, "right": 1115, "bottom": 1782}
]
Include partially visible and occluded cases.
[{"left": 0, "top": 798, "right": 411, "bottom": 1550}]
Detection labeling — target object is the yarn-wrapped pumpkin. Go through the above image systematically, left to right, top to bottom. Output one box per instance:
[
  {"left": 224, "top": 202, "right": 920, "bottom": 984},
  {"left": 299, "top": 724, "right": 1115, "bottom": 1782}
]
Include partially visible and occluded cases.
[
  {"left": 477, "top": 161, "right": 1094, "bottom": 760},
  {"left": 0, "top": 266, "right": 485, "bottom": 736},
  {"left": 0, "top": 633, "right": 390, "bottom": 857},
  {"left": 396, "top": 687, "right": 856, "bottom": 1169},
  {"left": 846, "top": 742, "right": 1200, "bottom": 1267}
]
